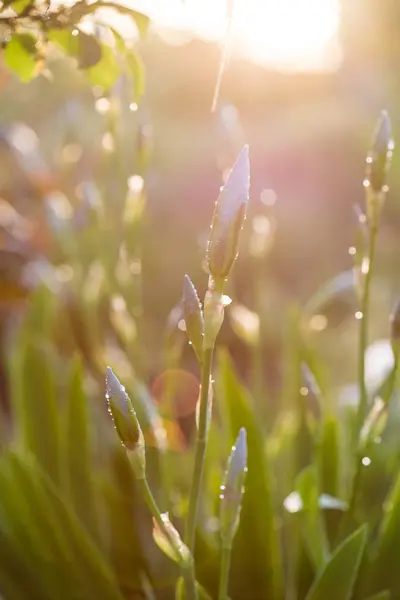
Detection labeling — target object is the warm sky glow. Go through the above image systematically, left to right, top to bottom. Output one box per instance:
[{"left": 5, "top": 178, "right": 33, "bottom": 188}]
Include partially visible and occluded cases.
[{"left": 153, "top": 0, "right": 341, "bottom": 72}]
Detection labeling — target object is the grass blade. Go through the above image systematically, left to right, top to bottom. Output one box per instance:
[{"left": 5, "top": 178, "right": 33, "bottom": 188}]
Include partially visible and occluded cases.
[{"left": 305, "top": 524, "right": 367, "bottom": 600}]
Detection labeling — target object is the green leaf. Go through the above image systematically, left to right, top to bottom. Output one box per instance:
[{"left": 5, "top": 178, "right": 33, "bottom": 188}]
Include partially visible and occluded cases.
[
  {"left": 8, "top": 0, "right": 33, "bottom": 13},
  {"left": 131, "top": 10, "right": 150, "bottom": 36},
  {"left": 49, "top": 29, "right": 108, "bottom": 72},
  {"left": 77, "top": 31, "right": 102, "bottom": 68},
  {"left": 3, "top": 33, "right": 37, "bottom": 82},
  {"left": 86, "top": 43, "right": 121, "bottom": 90},
  {"left": 126, "top": 48, "right": 145, "bottom": 103},
  {"left": 303, "top": 270, "right": 355, "bottom": 325},
  {"left": 13, "top": 340, "right": 60, "bottom": 484},
  {"left": 215, "top": 349, "right": 283, "bottom": 600},
  {"left": 62, "top": 356, "right": 99, "bottom": 541},
  {"left": 318, "top": 415, "right": 340, "bottom": 497},
  {"left": 100, "top": 444, "right": 148, "bottom": 597},
  {"left": 20, "top": 453, "right": 124, "bottom": 599},
  {"left": 296, "top": 466, "right": 329, "bottom": 570},
  {"left": 369, "top": 470, "right": 400, "bottom": 595},
  {"left": 305, "top": 525, "right": 367, "bottom": 600},
  {"left": 175, "top": 577, "right": 213, "bottom": 600},
  {"left": 365, "top": 592, "right": 390, "bottom": 600}
]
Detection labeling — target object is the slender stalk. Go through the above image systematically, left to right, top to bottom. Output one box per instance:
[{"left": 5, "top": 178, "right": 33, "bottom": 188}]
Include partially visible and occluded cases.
[
  {"left": 356, "top": 223, "right": 378, "bottom": 436},
  {"left": 183, "top": 347, "right": 214, "bottom": 600},
  {"left": 185, "top": 348, "right": 214, "bottom": 549},
  {"left": 139, "top": 477, "right": 196, "bottom": 600},
  {"left": 218, "top": 546, "right": 231, "bottom": 600}
]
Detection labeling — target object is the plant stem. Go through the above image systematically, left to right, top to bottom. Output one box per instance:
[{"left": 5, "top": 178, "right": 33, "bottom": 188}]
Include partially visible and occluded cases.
[
  {"left": 356, "top": 223, "right": 378, "bottom": 436},
  {"left": 183, "top": 347, "right": 214, "bottom": 600},
  {"left": 185, "top": 347, "right": 214, "bottom": 550},
  {"left": 139, "top": 477, "right": 196, "bottom": 600},
  {"left": 218, "top": 546, "right": 231, "bottom": 600}
]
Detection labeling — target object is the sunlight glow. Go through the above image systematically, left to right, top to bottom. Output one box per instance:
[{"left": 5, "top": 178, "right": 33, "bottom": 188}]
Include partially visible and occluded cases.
[{"left": 154, "top": 0, "right": 341, "bottom": 72}]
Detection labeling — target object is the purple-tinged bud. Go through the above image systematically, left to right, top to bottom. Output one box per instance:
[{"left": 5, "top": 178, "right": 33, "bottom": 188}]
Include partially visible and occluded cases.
[
  {"left": 365, "top": 111, "right": 393, "bottom": 195},
  {"left": 206, "top": 145, "right": 250, "bottom": 280},
  {"left": 183, "top": 274, "right": 204, "bottom": 362},
  {"left": 106, "top": 366, "right": 146, "bottom": 478},
  {"left": 220, "top": 428, "right": 248, "bottom": 546}
]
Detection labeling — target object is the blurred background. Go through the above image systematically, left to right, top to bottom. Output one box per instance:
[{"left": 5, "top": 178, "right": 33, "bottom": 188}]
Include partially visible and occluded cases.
[{"left": 1, "top": 0, "right": 400, "bottom": 425}]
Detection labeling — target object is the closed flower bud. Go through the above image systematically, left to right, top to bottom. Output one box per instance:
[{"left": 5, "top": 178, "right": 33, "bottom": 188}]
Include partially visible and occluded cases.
[
  {"left": 366, "top": 110, "right": 393, "bottom": 194},
  {"left": 206, "top": 145, "right": 250, "bottom": 280},
  {"left": 183, "top": 274, "right": 204, "bottom": 362},
  {"left": 106, "top": 366, "right": 146, "bottom": 478},
  {"left": 220, "top": 428, "right": 248, "bottom": 547}
]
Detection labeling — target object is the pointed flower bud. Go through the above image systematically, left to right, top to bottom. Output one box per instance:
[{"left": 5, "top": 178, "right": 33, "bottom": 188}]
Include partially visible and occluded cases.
[
  {"left": 366, "top": 110, "right": 394, "bottom": 194},
  {"left": 206, "top": 145, "right": 250, "bottom": 280},
  {"left": 183, "top": 274, "right": 204, "bottom": 362},
  {"left": 106, "top": 366, "right": 146, "bottom": 478},
  {"left": 220, "top": 428, "right": 248, "bottom": 547}
]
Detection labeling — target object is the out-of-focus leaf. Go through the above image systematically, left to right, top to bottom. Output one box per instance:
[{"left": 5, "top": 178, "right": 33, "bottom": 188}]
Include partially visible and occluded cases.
[
  {"left": 1, "top": 0, "right": 32, "bottom": 11},
  {"left": 131, "top": 10, "right": 150, "bottom": 36},
  {"left": 49, "top": 29, "right": 101, "bottom": 68},
  {"left": 49, "top": 29, "right": 119, "bottom": 86},
  {"left": 77, "top": 32, "right": 102, "bottom": 69},
  {"left": 3, "top": 33, "right": 37, "bottom": 82},
  {"left": 87, "top": 44, "right": 121, "bottom": 90},
  {"left": 126, "top": 49, "right": 145, "bottom": 103},
  {"left": 303, "top": 270, "right": 355, "bottom": 326},
  {"left": 13, "top": 340, "right": 60, "bottom": 484},
  {"left": 215, "top": 349, "right": 283, "bottom": 600},
  {"left": 62, "top": 356, "right": 99, "bottom": 541},
  {"left": 359, "top": 397, "right": 388, "bottom": 450},
  {"left": 318, "top": 415, "right": 340, "bottom": 497},
  {"left": 101, "top": 442, "right": 148, "bottom": 597},
  {"left": 24, "top": 453, "right": 124, "bottom": 599},
  {"left": 296, "top": 466, "right": 328, "bottom": 570},
  {"left": 369, "top": 470, "right": 400, "bottom": 596},
  {"left": 305, "top": 524, "right": 367, "bottom": 600},
  {"left": 175, "top": 577, "right": 213, "bottom": 600},
  {"left": 365, "top": 592, "right": 390, "bottom": 600}
]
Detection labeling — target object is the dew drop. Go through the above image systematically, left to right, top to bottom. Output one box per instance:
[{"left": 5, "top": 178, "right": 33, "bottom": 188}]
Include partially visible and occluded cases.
[
  {"left": 363, "top": 179, "right": 370, "bottom": 188},
  {"left": 348, "top": 246, "right": 356, "bottom": 256},
  {"left": 355, "top": 311, "right": 363, "bottom": 320},
  {"left": 300, "top": 386, "right": 309, "bottom": 396},
  {"left": 362, "top": 456, "right": 371, "bottom": 467}
]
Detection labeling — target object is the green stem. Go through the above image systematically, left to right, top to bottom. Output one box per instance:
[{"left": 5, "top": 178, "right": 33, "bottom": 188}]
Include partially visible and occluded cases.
[
  {"left": 356, "top": 223, "right": 378, "bottom": 436},
  {"left": 183, "top": 347, "right": 214, "bottom": 600},
  {"left": 185, "top": 347, "right": 214, "bottom": 550},
  {"left": 139, "top": 478, "right": 196, "bottom": 600},
  {"left": 218, "top": 546, "right": 231, "bottom": 600}
]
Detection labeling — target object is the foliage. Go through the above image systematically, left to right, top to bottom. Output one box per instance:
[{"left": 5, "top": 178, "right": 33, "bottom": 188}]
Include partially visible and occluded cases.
[{"left": 0, "top": 0, "right": 147, "bottom": 95}]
